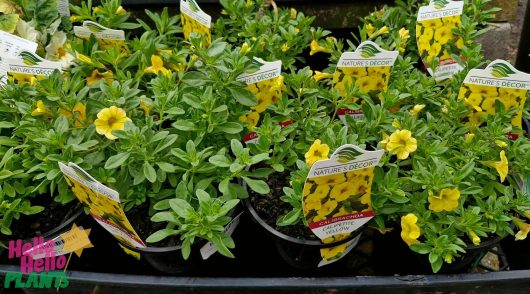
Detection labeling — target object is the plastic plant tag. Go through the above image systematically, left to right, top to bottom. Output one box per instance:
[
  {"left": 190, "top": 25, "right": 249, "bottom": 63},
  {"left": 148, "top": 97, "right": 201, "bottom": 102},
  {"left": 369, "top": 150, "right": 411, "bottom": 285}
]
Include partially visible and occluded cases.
[
  {"left": 58, "top": 0, "right": 70, "bottom": 17},
  {"left": 180, "top": 0, "right": 212, "bottom": 45},
  {"left": 416, "top": 0, "right": 464, "bottom": 81},
  {"left": 74, "top": 21, "right": 125, "bottom": 49},
  {"left": 0, "top": 31, "right": 38, "bottom": 83},
  {"left": 334, "top": 41, "right": 398, "bottom": 124},
  {"left": 1, "top": 51, "right": 62, "bottom": 84},
  {"left": 457, "top": 60, "right": 530, "bottom": 129},
  {"left": 302, "top": 144, "right": 383, "bottom": 266},
  {"left": 58, "top": 162, "right": 145, "bottom": 258},
  {"left": 200, "top": 212, "right": 242, "bottom": 260},
  {"left": 23, "top": 225, "right": 92, "bottom": 259},
  {"left": 318, "top": 233, "right": 362, "bottom": 267}
]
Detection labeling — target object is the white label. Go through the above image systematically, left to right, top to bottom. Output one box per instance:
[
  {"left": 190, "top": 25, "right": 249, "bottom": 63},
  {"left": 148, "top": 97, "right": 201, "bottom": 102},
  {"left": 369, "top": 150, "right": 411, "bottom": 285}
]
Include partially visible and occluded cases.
[
  {"left": 58, "top": 0, "right": 70, "bottom": 17},
  {"left": 180, "top": 0, "right": 212, "bottom": 28},
  {"left": 417, "top": 1, "right": 464, "bottom": 21},
  {"left": 74, "top": 21, "right": 125, "bottom": 41},
  {"left": 337, "top": 41, "right": 399, "bottom": 68},
  {"left": 237, "top": 57, "right": 282, "bottom": 85},
  {"left": 463, "top": 60, "right": 530, "bottom": 90},
  {"left": 337, "top": 109, "right": 364, "bottom": 124},
  {"left": 200, "top": 213, "right": 242, "bottom": 260},
  {"left": 318, "top": 233, "right": 362, "bottom": 267}
]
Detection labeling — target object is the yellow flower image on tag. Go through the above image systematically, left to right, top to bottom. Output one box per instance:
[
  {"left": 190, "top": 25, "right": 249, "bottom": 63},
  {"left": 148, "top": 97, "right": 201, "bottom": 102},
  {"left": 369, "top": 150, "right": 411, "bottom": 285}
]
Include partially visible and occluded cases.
[{"left": 181, "top": 12, "right": 211, "bottom": 46}]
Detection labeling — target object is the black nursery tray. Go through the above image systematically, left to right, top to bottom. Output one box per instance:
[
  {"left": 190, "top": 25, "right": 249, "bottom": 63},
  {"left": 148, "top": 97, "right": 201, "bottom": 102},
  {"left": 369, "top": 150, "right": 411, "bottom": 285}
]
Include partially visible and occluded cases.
[{"left": 2, "top": 213, "right": 530, "bottom": 293}]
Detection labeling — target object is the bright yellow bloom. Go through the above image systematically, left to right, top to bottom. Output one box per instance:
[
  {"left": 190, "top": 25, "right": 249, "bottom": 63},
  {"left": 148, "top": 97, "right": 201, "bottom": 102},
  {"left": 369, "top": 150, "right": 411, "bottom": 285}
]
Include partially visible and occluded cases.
[
  {"left": 93, "top": 6, "right": 103, "bottom": 14},
  {"left": 116, "top": 6, "right": 127, "bottom": 14},
  {"left": 290, "top": 8, "right": 297, "bottom": 20},
  {"left": 365, "top": 23, "right": 375, "bottom": 36},
  {"left": 373, "top": 26, "right": 389, "bottom": 36},
  {"left": 434, "top": 26, "right": 453, "bottom": 45},
  {"left": 399, "top": 27, "right": 410, "bottom": 39},
  {"left": 309, "top": 40, "right": 330, "bottom": 56},
  {"left": 240, "top": 42, "right": 250, "bottom": 55},
  {"left": 428, "top": 42, "right": 442, "bottom": 57},
  {"left": 281, "top": 43, "right": 290, "bottom": 52},
  {"left": 76, "top": 53, "right": 93, "bottom": 64},
  {"left": 144, "top": 55, "right": 170, "bottom": 77},
  {"left": 87, "top": 70, "right": 113, "bottom": 86},
  {"left": 313, "top": 71, "right": 333, "bottom": 81},
  {"left": 11, "top": 73, "right": 38, "bottom": 86},
  {"left": 31, "top": 100, "right": 51, "bottom": 117},
  {"left": 59, "top": 102, "right": 86, "bottom": 128},
  {"left": 410, "top": 104, "right": 425, "bottom": 117},
  {"left": 94, "top": 106, "right": 129, "bottom": 140},
  {"left": 239, "top": 111, "right": 260, "bottom": 131},
  {"left": 392, "top": 119, "right": 401, "bottom": 129},
  {"left": 386, "top": 129, "right": 417, "bottom": 160},
  {"left": 380, "top": 132, "right": 390, "bottom": 149},
  {"left": 465, "top": 133, "right": 475, "bottom": 144},
  {"left": 305, "top": 139, "right": 330, "bottom": 167},
  {"left": 495, "top": 140, "right": 507, "bottom": 148},
  {"left": 485, "top": 151, "right": 509, "bottom": 183},
  {"left": 313, "top": 173, "right": 347, "bottom": 186},
  {"left": 329, "top": 182, "right": 356, "bottom": 202},
  {"left": 428, "top": 188, "right": 460, "bottom": 212},
  {"left": 318, "top": 200, "right": 338, "bottom": 217},
  {"left": 401, "top": 213, "right": 420, "bottom": 246},
  {"left": 513, "top": 217, "right": 530, "bottom": 241},
  {"left": 468, "top": 230, "right": 481, "bottom": 246},
  {"left": 321, "top": 243, "right": 348, "bottom": 261},
  {"left": 444, "top": 254, "right": 453, "bottom": 264}
]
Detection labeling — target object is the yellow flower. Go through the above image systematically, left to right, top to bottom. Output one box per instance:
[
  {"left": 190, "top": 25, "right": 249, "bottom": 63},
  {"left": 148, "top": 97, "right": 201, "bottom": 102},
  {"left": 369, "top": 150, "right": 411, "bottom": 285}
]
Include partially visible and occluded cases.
[
  {"left": 93, "top": 6, "right": 103, "bottom": 14},
  {"left": 116, "top": 6, "right": 126, "bottom": 14},
  {"left": 290, "top": 8, "right": 297, "bottom": 20},
  {"left": 365, "top": 23, "right": 375, "bottom": 36},
  {"left": 373, "top": 26, "right": 389, "bottom": 37},
  {"left": 434, "top": 26, "right": 453, "bottom": 45},
  {"left": 399, "top": 27, "right": 410, "bottom": 39},
  {"left": 455, "top": 38, "right": 464, "bottom": 49},
  {"left": 309, "top": 40, "right": 330, "bottom": 56},
  {"left": 240, "top": 42, "right": 250, "bottom": 55},
  {"left": 427, "top": 42, "right": 442, "bottom": 57},
  {"left": 281, "top": 43, "right": 290, "bottom": 52},
  {"left": 76, "top": 53, "right": 93, "bottom": 64},
  {"left": 144, "top": 55, "right": 170, "bottom": 77},
  {"left": 87, "top": 70, "right": 114, "bottom": 86},
  {"left": 313, "top": 71, "right": 333, "bottom": 81},
  {"left": 11, "top": 73, "right": 38, "bottom": 85},
  {"left": 355, "top": 76, "right": 378, "bottom": 92},
  {"left": 468, "top": 84, "right": 498, "bottom": 98},
  {"left": 252, "top": 92, "right": 273, "bottom": 113},
  {"left": 31, "top": 100, "right": 51, "bottom": 117},
  {"left": 139, "top": 100, "right": 153, "bottom": 116},
  {"left": 59, "top": 102, "right": 87, "bottom": 128},
  {"left": 410, "top": 104, "right": 425, "bottom": 117},
  {"left": 94, "top": 106, "right": 129, "bottom": 140},
  {"left": 240, "top": 111, "right": 260, "bottom": 131},
  {"left": 392, "top": 119, "right": 401, "bottom": 129},
  {"left": 386, "top": 129, "right": 417, "bottom": 160},
  {"left": 380, "top": 132, "right": 390, "bottom": 149},
  {"left": 465, "top": 133, "right": 475, "bottom": 144},
  {"left": 305, "top": 139, "right": 330, "bottom": 167},
  {"left": 495, "top": 140, "right": 507, "bottom": 148},
  {"left": 485, "top": 150, "right": 509, "bottom": 183},
  {"left": 313, "top": 173, "right": 347, "bottom": 186},
  {"left": 329, "top": 182, "right": 357, "bottom": 202},
  {"left": 428, "top": 188, "right": 460, "bottom": 212},
  {"left": 318, "top": 200, "right": 338, "bottom": 217},
  {"left": 401, "top": 213, "right": 420, "bottom": 246},
  {"left": 513, "top": 217, "right": 530, "bottom": 241},
  {"left": 468, "top": 230, "right": 481, "bottom": 246},
  {"left": 321, "top": 243, "right": 348, "bottom": 261},
  {"left": 444, "top": 254, "right": 453, "bottom": 264}
]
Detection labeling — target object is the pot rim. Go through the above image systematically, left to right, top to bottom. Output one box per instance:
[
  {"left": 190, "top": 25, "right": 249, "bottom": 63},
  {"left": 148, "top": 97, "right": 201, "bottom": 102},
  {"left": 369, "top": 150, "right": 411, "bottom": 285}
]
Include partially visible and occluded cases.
[
  {"left": 244, "top": 197, "right": 363, "bottom": 248},
  {"left": 41, "top": 205, "right": 85, "bottom": 239}
]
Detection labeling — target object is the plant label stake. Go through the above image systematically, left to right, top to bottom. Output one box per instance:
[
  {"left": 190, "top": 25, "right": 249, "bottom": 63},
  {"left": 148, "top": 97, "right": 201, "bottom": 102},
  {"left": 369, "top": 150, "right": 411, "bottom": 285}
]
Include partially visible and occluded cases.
[
  {"left": 58, "top": 0, "right": 70, "bottom": 17},
  {"left": 180, "top": 0, "right": 212, "bottom": 45},
  {"left": 416, "top": 0, "right": 464, "bottom": 81},
  {"left": 73, "top": 21, "right": 126, "bottom": 50},
  {"left": 0, "top": 32, "right": 38, "bottom": 84},
  {"left": 334, "top": 41, "right": 398, "bottom": 124},
  {"left": 1, "top": 51, "right": 62, "bottom": 84},
  {"left": 238, "top": 57, "right": 284, "bottom": 136},
  {"left": 457, "top": 60, "right": 530, "bottom": 136},
  {"left": 302, "top": 145, "right": 384, "bottom": 266},
  {"left": 59, "top": 162, "right": 146, "bottom": 259},
  {"left": 200, "top": 212, "right": 243, "bottom": 260}
]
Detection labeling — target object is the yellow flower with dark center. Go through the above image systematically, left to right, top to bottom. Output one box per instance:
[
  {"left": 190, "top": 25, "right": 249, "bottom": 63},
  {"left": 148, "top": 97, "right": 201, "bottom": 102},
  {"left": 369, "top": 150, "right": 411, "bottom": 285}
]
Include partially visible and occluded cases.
[
  {"left": 420, "top": 18, "right": 443, "bottom": 28},
  {"left": 434, "top": 26, "right": 453, "bottom": 45},
  {"left": 422, "top": 28, "right": 434, "bottom": 40},
  {"left": 309, "top": 40, "right": 330, "bottom": 56},
  {"left": 427, "top": 42, "right": 442, "bottom": 57},
  {"left": 144, "top": 55, "right": 170, "bottom": 77},
  {"left": 341, "top": 67, "right": 368, "bottom": 77},
  {"left": 87, "top": 70, "right": 114, "bottom": 86},
  {"left": 313, "top": 71, "right": 333, "bottom": 81},
  {"left": 11, "top": 73, "right": 38, "bottom": 85},
  {"left": 355, "top": 76, "right": 378, "bottom": 92},
  {"left": 467, "top": 84, "right": 498, "bottom": 98},
  {"left": 252, "top": 92, "right": 273, "bottom": 113},
  {"left": 465, "top": 93, "right": 484, "bottom": 107},
  {"left": 31, "top": 100, "right": 51, "bottom": 117},
  {"left": 59, "top": 102, "right": 86, "bottom": 128},
  {"left": 94, "top": 106, "right": 129, "bottom": 140},
  {"left": 239, "top": 111, "right": 260, "bottom": 131},
  {"left": 386, "top": 129, "right": 417, "bottom": 160},
  {"left": 305, "top": 139, "right": 330, "bottom": 167},
  {"left": 485, "top": 150, "right": 509, "bottom": 183},
  {"left": 313, "top": 173, "right": 347, "bottom": 186},
  {"left": 329, "top": 181, "right": 356, "bottom": 202},
  {"left": 311, "top": 184, "right": 331, "bottom": 200},
  {"left": 428, "top": 188, "right": 460, "bottom": 212},
  {"left": 304, "top": 192, "right": 323, "bottom": 211},
  {"left": 318, "top": 200, "right": 338, "bottom": 217},
  {"left": 401, "top": 213, "right": 420, "bottom": 246},
  {"left": 513, "top": 217, "right": 530, "bottom": 240},
  {"left": 468, "top": 230, "right": 481, "bottom": 246},
  {"left": 321, "top": 243, "right": 348, "bottom": 261}
]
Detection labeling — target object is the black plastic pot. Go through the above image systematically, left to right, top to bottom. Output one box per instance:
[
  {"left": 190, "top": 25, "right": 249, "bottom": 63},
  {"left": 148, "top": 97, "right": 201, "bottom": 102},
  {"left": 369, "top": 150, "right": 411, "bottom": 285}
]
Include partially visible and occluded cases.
[
  {"left": 523, "top": 117, "right": 529, "bottom": 138},
  {"left": 244, "top": 198, "right": 366, "bottom": 269}
]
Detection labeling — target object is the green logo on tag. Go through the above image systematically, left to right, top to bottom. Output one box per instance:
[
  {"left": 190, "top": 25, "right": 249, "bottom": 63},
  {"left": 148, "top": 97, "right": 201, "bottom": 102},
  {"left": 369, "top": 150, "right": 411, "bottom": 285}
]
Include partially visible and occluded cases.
[
  {"left": 188, "top": 0, "right": 200, "bottom": 12},
  {"left": 432, "top": 0, "right": 450, "bottom": 9},
  {"left": 85, "top": 22, "right": 106, "bottom": 33},
  {"left": 359, "top": 44, "right": 381, "bottom": 58},
  {"left": 20, "top": 51, "right": 40, "bottom": 66},
  {"left": 490, "top": 63, "right": 516, "bottom": 78},
  {"left": 335, "top": 147, "right": 363, "bottom": 163}
]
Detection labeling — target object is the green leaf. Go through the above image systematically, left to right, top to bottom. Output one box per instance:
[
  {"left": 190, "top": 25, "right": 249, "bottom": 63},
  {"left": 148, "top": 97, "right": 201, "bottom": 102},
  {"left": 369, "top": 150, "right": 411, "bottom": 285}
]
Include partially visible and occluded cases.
[
  {"left": 228, "top": 87, "right": 257, "bottom": 107},
  {"left": 172, "top": 120, "right": 197, "bottom": 131},
  {"left": 0, "top": 122, "right": 15, "bottom": 129},
  {"left": 217, "top": 122, "right": 243, "bottom": 134},
  {"left": 230, "top": 139, "right": 244, "bottom": 156},
  {"left": 105, "top": 153, "right": 130, "bottom": 169},
  {"left": 143, "top": 162, "right": 157, "bottom": 183},
  {"left": 157, "top": 162, "right": 176, "bottom": 173},
  {"left": 242, "top": 177, "right": 270, "bottom": 194},
  {"left": 169, "top": 198, "right": 193, "bottom": 218},
  {"left": 277, "top": 209, "right": 302, "bottom": 226},
  {"left": 146, "top": 228, "right": 178, "bottom": 243}
]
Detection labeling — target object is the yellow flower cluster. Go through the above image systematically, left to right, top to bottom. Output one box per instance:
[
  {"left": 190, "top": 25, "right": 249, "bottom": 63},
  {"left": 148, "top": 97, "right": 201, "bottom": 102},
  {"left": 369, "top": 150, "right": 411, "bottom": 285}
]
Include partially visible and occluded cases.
[
  {"left": 181, "top": 13, "right": 211, "bottom": 45},
  {"left": 417, "top": 16, "right": 463, "bottom": 64},
  {"left": 333, "top": 66, "right": 391, "bottom": 104},
  {"left": 240, "top": 76, "right": 284, "bottom": 130},
  {"left": 458, "top": 83, "right": 528, "bottom": 127},
  {"left": 94, "top": 106, "right": 129, "bottom": 140},
  {"left": 382, "top": 129, "right": 418, "bottom": 160},
  {"left": 305, "top": 139, "right": 329, "bottom": 167},
  {"left": 303, "top": 167, "right": 374, "bottom": 223},
  {"left": 428, "top": 188, "right": 460, "bottom": 212},
  {"left": 401, "top": 213, "right": 421, "bottom": 246},
  {"left": 320, "top": 241, "right": 349, "bottom": 262}
]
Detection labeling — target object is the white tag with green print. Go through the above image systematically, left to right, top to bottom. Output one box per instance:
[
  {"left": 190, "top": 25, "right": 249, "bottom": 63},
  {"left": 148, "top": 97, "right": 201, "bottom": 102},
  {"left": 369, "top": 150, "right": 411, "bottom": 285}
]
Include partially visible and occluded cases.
[
  {"left": 58, "top": 0, "right": 70, "bottom": 17},
  {"left": 180, "top": 0, "right": 212, "bottom": 44},
  {"left": 416, "top": 0, "right": 464, "bottom": 81},
  {"left": 74, "top": 21, "right": 125, "bottom": 41},
  {"left": 0, "top": 31, "right": 38, "bottom": 84},
  {"left": 334, "top": 41, "right": 398, "bottom": 124},
  {"left": 2, "top": 51, "right": 62, "bottom": 82},
  {"left": 237, "top": 57, "right": 282, "bottom": 85},
  {"left": 458, "top": 60, "right": 530, "bottom": 129},
  {"left": 302, "top": 145, "right": 383, "bottom": 239}
]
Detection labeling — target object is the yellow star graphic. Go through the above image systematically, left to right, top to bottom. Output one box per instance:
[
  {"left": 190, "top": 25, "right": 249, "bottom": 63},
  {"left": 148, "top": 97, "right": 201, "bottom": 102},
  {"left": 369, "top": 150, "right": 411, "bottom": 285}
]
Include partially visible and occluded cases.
[{"left": 60, "top": 223, "right": 93, "bottom": 257}]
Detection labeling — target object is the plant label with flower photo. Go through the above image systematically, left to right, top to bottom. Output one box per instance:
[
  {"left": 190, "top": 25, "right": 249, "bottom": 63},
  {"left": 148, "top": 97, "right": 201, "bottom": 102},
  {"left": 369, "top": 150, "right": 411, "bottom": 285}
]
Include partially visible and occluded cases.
[
  {"left": 58, "top": 0, "right": 70, "bottom": 17},
  {"left": 180, "top": 0, "right": 212, "bottom": 45},
  {"left": 416, "top": 0, "right": 464, "bottom": 81},
  {"left": 74, "top": 21, "right": 126, "bottom": 49},
  {"left": 0, "top": 31, "right": 38, "bottom": 83},
  {"left": 334, "top": 41, "right": 398, "bottom": 124},
  {"left": 1, "top": 51, "right": 62, "bottom": 85},
  {"left": 238, "top": 57, "right": 284, "bottom": 133},
  {"left": 457, "top": 60, "right": 530, "bottom": 130},
  {"left": 302, "top": 145, "right": 383, "bottom": 264},
  {"left": 58, "top": 162, "right": 146, "bottom": 258},
  {"left": 200, "top": 212, "right": 242, "bottom": 260},
  {"left": 319, "top": 233, "right": 362, "bottom": 267}
]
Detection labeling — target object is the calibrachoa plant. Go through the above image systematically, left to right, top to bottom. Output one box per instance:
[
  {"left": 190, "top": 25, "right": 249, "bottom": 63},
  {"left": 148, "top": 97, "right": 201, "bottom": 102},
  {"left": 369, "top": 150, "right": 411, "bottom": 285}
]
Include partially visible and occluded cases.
[{"left": 0, "top": 0, "right": 528, "bottom": 273}]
